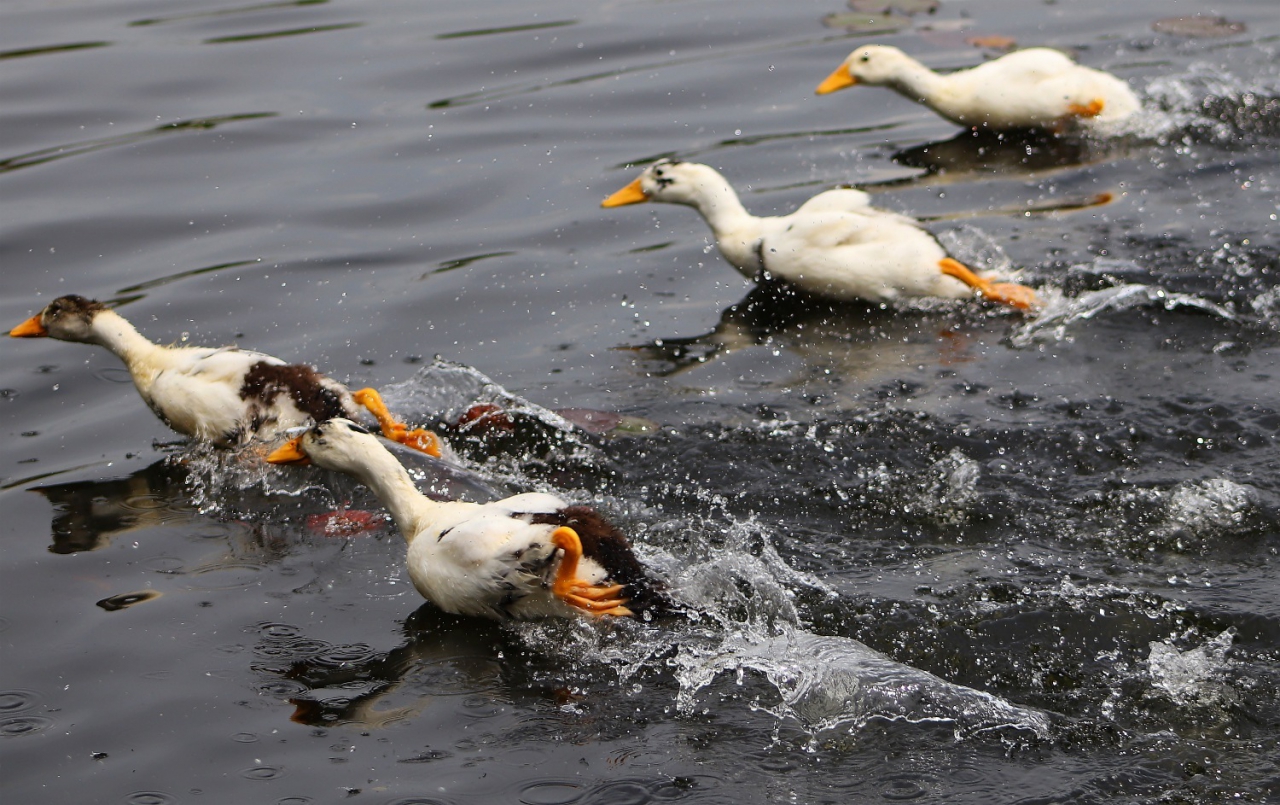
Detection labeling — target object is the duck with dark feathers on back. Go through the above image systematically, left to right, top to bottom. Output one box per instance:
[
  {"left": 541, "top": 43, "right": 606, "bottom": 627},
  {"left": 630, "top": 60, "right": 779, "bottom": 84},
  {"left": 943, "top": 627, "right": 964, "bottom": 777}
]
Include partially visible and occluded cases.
[
  {"left": 10, "top": 295, "right": 443, "bottom": 454},
  {"left": 268, "top": 418, "right": 668, "bottom": 620}
]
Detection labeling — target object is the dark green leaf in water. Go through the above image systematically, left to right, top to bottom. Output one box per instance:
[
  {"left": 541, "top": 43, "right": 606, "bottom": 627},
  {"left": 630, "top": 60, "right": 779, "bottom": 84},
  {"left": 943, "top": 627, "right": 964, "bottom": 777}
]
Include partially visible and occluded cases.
[
  {"left": 849, "top": 0, "right": 938, "bottom": 15},
  {"left": 822, "top": 12, "right": 912, "bottom": 34},
  {"left": 1152, "top": 15, "right": 1246, "bottom": 38}
]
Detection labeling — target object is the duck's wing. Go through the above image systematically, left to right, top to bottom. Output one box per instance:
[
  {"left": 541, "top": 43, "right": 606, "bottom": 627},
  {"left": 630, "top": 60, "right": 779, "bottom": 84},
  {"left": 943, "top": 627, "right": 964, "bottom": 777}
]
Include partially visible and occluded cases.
[
  {"left": 974, "top": 48, "right": 1078, "bottom": 83},
  {"left": 795, "top": 188, "right": 873, "bottom": 215},
  {"left": 770, "top": 209, "right": 900, "bottom": 250},
  {"left": 760, "top": 210, "right": 954, "bottom": 302},
  {"left": 162, "top": 346, "right": 282, "bottom": 384},
  {"left": 145, "top": 354, "right": 257, "bottom": 441},
  {"left": 489, "top": 492, "right": 571, "bottom": 518},
  {"left": 427, "top": 513, "right": 562, "bottom": 615}
]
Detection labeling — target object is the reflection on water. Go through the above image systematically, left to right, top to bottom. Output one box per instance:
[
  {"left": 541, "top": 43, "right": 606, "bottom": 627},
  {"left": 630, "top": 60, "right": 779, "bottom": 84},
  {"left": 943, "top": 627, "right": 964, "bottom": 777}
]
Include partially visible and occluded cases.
[
  {"left": 0, "top": 113, "right": 276, "bottom": 174},
  {"left": 886, "top": 128, "right": 1122, "bottom": 184},
  {"left": 620, "top": 281, "right": 985, "bottom": 380},
  {"left": 32, "top": 460, "right": 191, "bottom": 554},
  {"left": 262, "top": 607, "right": 509, "bottom": 728}
]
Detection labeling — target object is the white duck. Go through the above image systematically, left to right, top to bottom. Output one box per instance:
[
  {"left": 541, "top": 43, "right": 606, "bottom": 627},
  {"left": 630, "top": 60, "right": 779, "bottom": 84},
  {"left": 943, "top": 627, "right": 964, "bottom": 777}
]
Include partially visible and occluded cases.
[
  {"left": 816, "top": 45, "right": 1139, "bottom": 132},
  {"left": 602, "top": 160, "right": 1035, "bottom": 309},
  {"left": 10, "top": 295, "right": 442, "bottom": 455},
  {"left": 267, "top": 418, "right": 662, "bottom": 620}
]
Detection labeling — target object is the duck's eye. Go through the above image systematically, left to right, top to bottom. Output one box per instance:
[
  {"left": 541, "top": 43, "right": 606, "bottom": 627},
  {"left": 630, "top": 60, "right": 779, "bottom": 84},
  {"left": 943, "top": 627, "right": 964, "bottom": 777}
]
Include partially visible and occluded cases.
[
  {"left": 859, "top": 54, "right": 870, "bottom": 63},
  {"left": 654, "top": 168, "right": 664, "bottom": 177}
]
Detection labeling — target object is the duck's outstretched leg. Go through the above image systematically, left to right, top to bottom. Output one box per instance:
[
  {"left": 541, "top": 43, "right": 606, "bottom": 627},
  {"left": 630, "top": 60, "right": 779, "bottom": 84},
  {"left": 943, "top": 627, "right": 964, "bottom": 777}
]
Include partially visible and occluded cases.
[
  {"left": 1068, "top": 98, "right": 1105, "bottom": 118},
  {"left": 939, "top": 258, "right": 1039, "bottom": 311},
  {"left": 350, "top": 388, "right": 443, "bottom": 457},
  {"left": 550, "top": 527, "right": 632, "bottom": 617}
]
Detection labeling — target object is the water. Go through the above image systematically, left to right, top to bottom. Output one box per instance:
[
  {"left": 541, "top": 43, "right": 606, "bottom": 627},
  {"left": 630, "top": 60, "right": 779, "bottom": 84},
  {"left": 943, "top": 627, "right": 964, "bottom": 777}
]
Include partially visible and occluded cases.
[{"left": 4, "top": 0, "right": 1280, "bottom": 801}]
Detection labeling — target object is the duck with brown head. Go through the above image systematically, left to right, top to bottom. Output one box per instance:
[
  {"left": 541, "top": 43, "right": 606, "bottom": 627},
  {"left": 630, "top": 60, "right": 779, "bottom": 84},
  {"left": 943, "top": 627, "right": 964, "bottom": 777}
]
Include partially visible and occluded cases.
[{"left": 10, "top": 295, "right": 444, "bottom": 454}]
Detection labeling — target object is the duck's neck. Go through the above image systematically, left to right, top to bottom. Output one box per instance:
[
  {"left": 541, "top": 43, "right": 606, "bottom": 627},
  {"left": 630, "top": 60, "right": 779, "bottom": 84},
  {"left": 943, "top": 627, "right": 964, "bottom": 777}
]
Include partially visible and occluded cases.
[
  {"left": 882, "top": 57, "right": 947, "bottom": 105},
  {"left": 686, "top": 175, "right": 756, "bottom": 241},
  {"left": 89, "top": 311, "right": 170, "bottom": 376},
  {"left": 348, "top": 448, "right": 438, "bottom": 543}
]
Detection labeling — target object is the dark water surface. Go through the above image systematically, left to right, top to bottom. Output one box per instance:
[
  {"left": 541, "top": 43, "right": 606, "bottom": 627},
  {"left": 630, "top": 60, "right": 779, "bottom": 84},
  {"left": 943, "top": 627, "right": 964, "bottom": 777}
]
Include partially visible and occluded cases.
[{"left": 5, "top": 0, "right": 1280, "bottom": 802}]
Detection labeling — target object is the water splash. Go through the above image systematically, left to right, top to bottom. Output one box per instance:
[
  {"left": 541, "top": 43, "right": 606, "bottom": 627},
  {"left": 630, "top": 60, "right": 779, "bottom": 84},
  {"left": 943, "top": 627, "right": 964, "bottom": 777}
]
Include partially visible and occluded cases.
[
  {"left": 1142, "top": 65, "right": 1280, "bottom": 144},
  {"left": 936, "top": 225, "right": 1017, "bottom": 279},
  {"left": 1011, "top": 280, "right": 1234, "bottom": 346},
  {"left": 381, "top": 357, "right": 584, "bottom": 437},
  {"left": 1166, "top": 478, "right": 1259, "bottom": 533},
  {"left": 518, "top": 506, "right": 1047, "bottom": 741},
  {"left": 671, "top": 627, "right": 1051, "bottom": 738},
  {"left": 1147, "top": 628, "right": 1236, "bottom": 707}
]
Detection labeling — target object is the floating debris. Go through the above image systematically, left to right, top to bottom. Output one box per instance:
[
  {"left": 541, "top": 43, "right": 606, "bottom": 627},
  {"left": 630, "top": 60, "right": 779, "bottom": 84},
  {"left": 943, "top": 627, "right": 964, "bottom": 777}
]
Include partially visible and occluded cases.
[
  {"left": 848, "top": 0, "right": 938, "bottom": 14},
  {"left": 821, "top": 13, "right": 911, "bottom": 34},
  {"left": 1152, "top": 15, "right": 1246, "bottom": 38},
  {"left": 965, "top": 34, "right": 1016, "bottom": 51},
  {"left": 305, "top": 510, "right": 387, "bottom": 537},
  {"left": 96, "top": 590, "right": 162, "bottom": 612}
]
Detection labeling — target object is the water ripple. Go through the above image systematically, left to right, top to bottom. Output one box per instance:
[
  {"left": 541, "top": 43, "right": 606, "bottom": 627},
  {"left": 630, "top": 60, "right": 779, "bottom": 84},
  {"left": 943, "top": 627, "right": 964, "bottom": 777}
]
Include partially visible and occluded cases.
[
  {"left": 0, "top": 42, "right": 109, "bottom": 61},
  {"left": 0, "top": 113, "right": 276, "bottom": 174},
  {"left": 0, "top": 690, "right": 40, "bottom": 714},
  {"left": 0, "top": 715, "right": 52, "bottom": 737},
  {"left": 241, "top": 765, "right": 286, "bottom": 781},
  {"left": 518, "top": 783, "right": 582, "bottom": 805}
]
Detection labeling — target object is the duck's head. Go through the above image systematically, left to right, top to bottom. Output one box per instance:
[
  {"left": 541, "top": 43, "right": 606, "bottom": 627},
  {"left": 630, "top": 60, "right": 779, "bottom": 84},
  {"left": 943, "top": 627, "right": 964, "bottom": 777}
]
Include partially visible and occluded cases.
[
  {"left": 816, "top": 45, "right": 913, "bottom": 94},
  {"left": 601, "top": 159, "right": 728, "bottom": 209},
  {"left": 10, "top": 295, "right": 109, "bottom": 342},
  {"left": 267, "top": 418, "right": 383, "bottom": 473}
]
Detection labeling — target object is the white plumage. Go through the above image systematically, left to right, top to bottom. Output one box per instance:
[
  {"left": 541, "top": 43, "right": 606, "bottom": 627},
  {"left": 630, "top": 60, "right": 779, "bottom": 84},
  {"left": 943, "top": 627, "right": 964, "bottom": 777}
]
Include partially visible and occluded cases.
[
  {"left": 816, "top": 45, "right": 1140, "bottom": 132},
  {"left": 602, "top": 160, "right": 1035, "bottom": 309},
  {"left": 10, "top": 295, "right": 442, "bottom": 453},
  {"left": 267, "top": 419, "right": 660, "bottom": 620}
]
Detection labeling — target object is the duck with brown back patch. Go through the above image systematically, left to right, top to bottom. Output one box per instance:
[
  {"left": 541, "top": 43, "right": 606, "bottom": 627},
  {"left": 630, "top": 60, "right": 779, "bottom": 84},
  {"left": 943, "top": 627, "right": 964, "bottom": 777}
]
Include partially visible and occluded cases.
[
  {"left": 10, "top": 295, "right": 442, "bottom": 455},
  {"left": 268, "top": 418, "right": 667, "bottom": 620}
]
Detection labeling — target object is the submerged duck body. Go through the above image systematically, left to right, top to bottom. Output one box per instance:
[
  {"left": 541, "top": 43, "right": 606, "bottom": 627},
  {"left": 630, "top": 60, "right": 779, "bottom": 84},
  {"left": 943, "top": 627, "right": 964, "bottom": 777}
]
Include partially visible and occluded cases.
[
  {"left": 817, "top": 45, "right": 1140, "bottom": 132},
  {"left": 603, "top": 160, "right": 1035, "bottom": 309},
  {"left": 10, "top": 295, "right": 441, "bottom": 454},
  {"left": 268, "top": 419, "right": 663, "bottom": 620}
]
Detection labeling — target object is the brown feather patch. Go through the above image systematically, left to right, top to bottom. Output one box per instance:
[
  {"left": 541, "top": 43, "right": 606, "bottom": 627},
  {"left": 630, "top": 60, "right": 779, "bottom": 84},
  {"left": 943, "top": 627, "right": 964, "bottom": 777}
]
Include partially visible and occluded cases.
[
  {"left": 239, "top": 361, "right": 350, "bottom": 424},
  {"left": 530, "top": 505, "right": 667, "bottom": 615}
]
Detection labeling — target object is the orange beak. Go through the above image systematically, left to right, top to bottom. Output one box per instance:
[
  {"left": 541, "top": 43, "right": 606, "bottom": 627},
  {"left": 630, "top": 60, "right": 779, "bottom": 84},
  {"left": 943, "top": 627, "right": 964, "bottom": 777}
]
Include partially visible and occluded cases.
[
  {"left": 815, "top": 63, "right": 857, "bottom": 95},
  {"left": 601, "top": 177, "right": 649, "bottom": 208},
  {"left": 10, "top": 314, "right": 48, "bottom": 338},
  {"left": 266, "top": 437, "right": 310, "bottom": 465}
]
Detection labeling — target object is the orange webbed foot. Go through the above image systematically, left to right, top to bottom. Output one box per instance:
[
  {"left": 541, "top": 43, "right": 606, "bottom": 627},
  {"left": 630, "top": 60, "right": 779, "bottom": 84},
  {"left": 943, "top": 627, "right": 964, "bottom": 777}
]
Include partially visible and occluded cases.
[
  {"left": 1068, "top": 98, "right": 1105, "bottom": 118},
  {"left": 939, "top": 258, "right": 1038, "bottom": 313},
  {"left": 982, "top": 282, "right": 1040, "bottom": 311},
  {"left": 351, "top": 387, "right": 444, "bottom": 457},
  {"left": 550, "top": 526, "right": 632, "bottom": 618}
]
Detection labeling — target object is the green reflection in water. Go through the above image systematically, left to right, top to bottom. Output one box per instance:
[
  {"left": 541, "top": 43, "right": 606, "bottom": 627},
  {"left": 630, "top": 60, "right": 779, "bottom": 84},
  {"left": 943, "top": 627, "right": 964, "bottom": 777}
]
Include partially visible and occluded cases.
[
  {"left": 436, "top": 20, "right": 575, "bottom": 40},
  {"left": 205, "top": 22, "right": 361, "bottom": 44}
]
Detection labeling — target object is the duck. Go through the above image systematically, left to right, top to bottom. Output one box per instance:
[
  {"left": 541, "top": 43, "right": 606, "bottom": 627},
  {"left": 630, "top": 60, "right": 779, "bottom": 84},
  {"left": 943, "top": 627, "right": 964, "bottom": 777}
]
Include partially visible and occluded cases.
[
  {"left": 815, "top": 45, "right": 1139, "bottom": 132},
  {"left": 602, "top": 159, "right": 1036, "bottom": 309},
  {"left": 10, "top": 295, "right": 443, "bottom": 455},
  {"left": 266, "top": 418, "right": 664, "bottom": 620}
]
